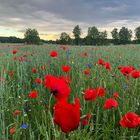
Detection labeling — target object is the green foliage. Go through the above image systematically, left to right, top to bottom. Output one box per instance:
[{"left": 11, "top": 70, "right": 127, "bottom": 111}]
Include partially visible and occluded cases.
[
  {"left": 73, "top": 25, "right": 82, "bottom": 45},
  {"left": 86, "top": 26, "right": 99, "bottom": 45},
  {"left": 86, "top": 26, "right": 107, "bottom": 45},
  {"left": 135, "top": 26, "right": 140, "bottom": 42},
  {"left": 119, "top": 27, "right": 132, "bottom": 44},
  {"left": 24, "top": 28, "right": 40, "bottom": 45},
  {"left": 111, "top": 28, "right": 119, "bottom": 45},
  {"left": 98, "top": 30, "right": 107, "bottom": 45},
  {"left": 59, "top": 32, "right": 71, "bottom": 45},
  {"left": 0, "top": 36, "right": 24, "bottom": 43}
]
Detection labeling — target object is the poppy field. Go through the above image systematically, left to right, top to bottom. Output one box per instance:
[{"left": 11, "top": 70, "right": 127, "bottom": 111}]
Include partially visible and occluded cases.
[{"left": 0, "top": 44, "right": 140, "bottom": 140}]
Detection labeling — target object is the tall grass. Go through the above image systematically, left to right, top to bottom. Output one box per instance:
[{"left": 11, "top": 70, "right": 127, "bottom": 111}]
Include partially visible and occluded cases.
[{"left": 0, "top": 44, "right": 140, "bottom": 140}]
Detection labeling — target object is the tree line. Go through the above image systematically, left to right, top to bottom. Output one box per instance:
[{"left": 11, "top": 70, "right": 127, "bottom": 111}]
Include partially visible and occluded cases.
[
  {"left": 58, "top": 25, "right": 140, "bottom": 45},
  {"left": 0, "top": 26, "right": 140, "bottom": 45}
]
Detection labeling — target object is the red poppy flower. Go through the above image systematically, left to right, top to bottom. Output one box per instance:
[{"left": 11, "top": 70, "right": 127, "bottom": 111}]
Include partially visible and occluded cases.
[
  {"left": 12, "top": 50, "right": 17, "bottom": 54},
  {"left": 50, "top": 50, "right": 58, "bottom": 58},
  {"left": 83, "top": 52, "right": 88, "bottom": 57},
  {"left": 23, "top": 54, "right": 27, "bottom": 57},
  {"left": 19, "top": 57, "right": 24, "bottom": 62},
  {"left": 98, "top": 59, "right": 105, "bottom": 66},
  {"left": 104, "top": 62, "right": 111, "bottom": 71},
  {"left": 41, "top": 65, "right": 46, "bottom": 70},
  {"left": 62, "top": 65, "right": 70, "bottom": 73},
  {"left": 118, "top": 66, "right": 122, "bottom": 70},
  {"left": 120, "top": 66, "right": 135, "bottom": 76},
  {"left": 32, "top": 68, "right": 37, "bottom": 74},
  {"left": 84, "top": 70, "right": 90, "bottom": 75},
  {"left": 131, "top": 70, "right": 140, "bottom": 79},
  {"left": 9, "top": 71, "right": 14, "bottom": 76},
  {"left": 44, "top": 75, "right": 70, "bottom": 102},
  {"left": 59, "top": 76, "right": 71, "bottom": 84},
  {"left": 35, "top": 78, "right": 42, "bottom": 84},
  {"left": 96, "top": 87, "right": 105, "bottom": 97},
  {"left": 84, "top": 88, "right": 97, "bottom": 101},
  {"left": 29, "top": 91, "right": 38, "bottom": 98},
  {"left": 113, "top": 92, "right": 119, "bottom": 98},
  {"left": 54, "top": 98, "right": 80, "bottom": 133},
  {"left": 104, "top": 99, "right": 118, "bottom": 109},
  {"left": 13, "top": 110, "right": 21, "bottom": 116},
  {"left": 120, "top": 112, "right": 140, "bottom": 128},
  {"left": 81, "top": 114, "right": 91, "bottom": 126},
  {"left": 86, "top": 114, "right": 91, "bottom": 119},
  {"left": 81, "top": 119, "right": 89, "bottom": 126},
  {"left": 10, "top": 127, "right": 16, "bottom": 134}
]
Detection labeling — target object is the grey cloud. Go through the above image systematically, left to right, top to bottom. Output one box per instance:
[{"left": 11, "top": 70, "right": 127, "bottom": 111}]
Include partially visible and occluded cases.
[{"left": 0, "top": 0, "right": 140, "bottom": 39}]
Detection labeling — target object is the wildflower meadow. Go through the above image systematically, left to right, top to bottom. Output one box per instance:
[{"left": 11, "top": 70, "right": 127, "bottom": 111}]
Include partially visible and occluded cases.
[{"left": 0, "top": 44, "right": 140, "bottom": 140}]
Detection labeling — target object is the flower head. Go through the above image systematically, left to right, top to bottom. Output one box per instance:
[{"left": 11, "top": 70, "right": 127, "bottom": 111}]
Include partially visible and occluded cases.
[
  {"left": 12, "top": 50, "right": 17, "bottom": 54},
  {"left": 50, "top": 50, "right": 58, "bottom": 58},
  {"left": 98, "top": 59, "right": 105, "bottom": 66},
  {"left": 104, "top": 62, "right": 111, "bottom": 71},
  {"left": 62, "top": 65, "right": 70, "bottom": 73},
  {"left": 32, "top": 68, "right": 37, "bottom": 74},
  {"left": 84, "top": 70, "right": 90, "bottom": 75},
  {"left": 131, "top": 70, "right": 140, "bottom": 79},
  {"left": 9, "top": 71, "right": 15, "bottom": 76},
  {"left": 44, "top": 75, "right": 70, "bottom": 102},
  {"left": 35, "top": 78, "right": 42, "bottom": 84},
  {"left": 96, "top": 87, "right": 105, "bottom": 97},
  {"left": 84, "top": 88, "right": 97, "bottom": 101},
  {"left": 29, "top": 91, "right": 38, "bottom": 98},
  {"left": 113, "top": 92, "right": 119, "bottom": 98},
  {"left": 54, "top": 98, "right": 80, "bottom": 133},
  {"left": 104, "top": 99, "right": 118, "bottom": 109},
  {"left": 13, "top": 110, "right": 21, "bottom": 116},
  {"left": 120, "top": 112, "right": 140, "bottom": 128},
  {"left": 22, "top": 124, "right": 28, "bottom": 129},
  {"left": 10, "top": 127, "right": 16, "bottom": 134}
]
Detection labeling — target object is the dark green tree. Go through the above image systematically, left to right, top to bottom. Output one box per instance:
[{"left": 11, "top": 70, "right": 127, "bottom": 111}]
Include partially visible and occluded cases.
[
  {"left": 73, "top": 25, "right": 81, "bottom": 45},
  {"left": 86, "top": 26, "right": 99, "bottom": 45},
  {"left": 135, "top": 26, "right": 140, "bottom": 43},
  {"left": 119, "top": 27, "right": 132, "bottom": 44},
  {"left": 24, "top": 28, "right": 40, "bottom": 44},
  {"left": 111, "top": 28, "right": 119, "bottom": 44},
  {"left": 98, "top": 30, "right": 107, "bottom": 45},
  {"left": 60, "top": 32, "right": 70, "bottom": 44}
]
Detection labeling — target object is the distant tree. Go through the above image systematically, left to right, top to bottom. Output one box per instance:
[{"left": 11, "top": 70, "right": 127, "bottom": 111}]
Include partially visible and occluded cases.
[
  {"left": 73, "top": 25, "right": 81, "bottom": 45},
  {"left": 86, "top": 26, "right": 99, "bottom": 45},
  {"left": 135, "top": 26, "right": 140, "bottom": 43},
  {"left": 119, "top": 27, "right": 132, "bottom": 44},
  {"left": 24, "top": 28, "right": 40, "bottom": 44},
  {"left": 111, "top": 28, "right": 119, "bottom": 44},
  {"left": 98, "top": 31, "right": 108, "bottom": 45},
  {"left": 60, "top": 32, "right": 71, "bottom": 44},
  {"left": 0, "top": 36, "right": 24, "bottom": 43}
]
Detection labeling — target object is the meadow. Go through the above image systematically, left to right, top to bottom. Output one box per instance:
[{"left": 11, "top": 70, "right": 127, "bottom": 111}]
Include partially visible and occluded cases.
[{"left": 0, "top": 44, "right": 140, "bottom": 140}]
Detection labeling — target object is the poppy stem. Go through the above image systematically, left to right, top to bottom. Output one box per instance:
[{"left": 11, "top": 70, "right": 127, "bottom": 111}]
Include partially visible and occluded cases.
[{"left": 65, "top": 133, "right": 69, "bottom": 139}]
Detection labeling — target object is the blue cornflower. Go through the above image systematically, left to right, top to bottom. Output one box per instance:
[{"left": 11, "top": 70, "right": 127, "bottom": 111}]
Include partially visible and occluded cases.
[
  {"left": 86, "top": 64, "right": 92, "bottom": 69},
  {"left": 123, "top": 85, "right": 128, "bottom": 89},
  {"left": 22, "top": 124, "right": 28, "bottom": 129}
]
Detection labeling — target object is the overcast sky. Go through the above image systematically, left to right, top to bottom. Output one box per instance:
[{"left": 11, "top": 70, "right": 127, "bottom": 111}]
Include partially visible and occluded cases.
[{"left": 0, "top": 0, "right": 140, "bottom": 40}]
